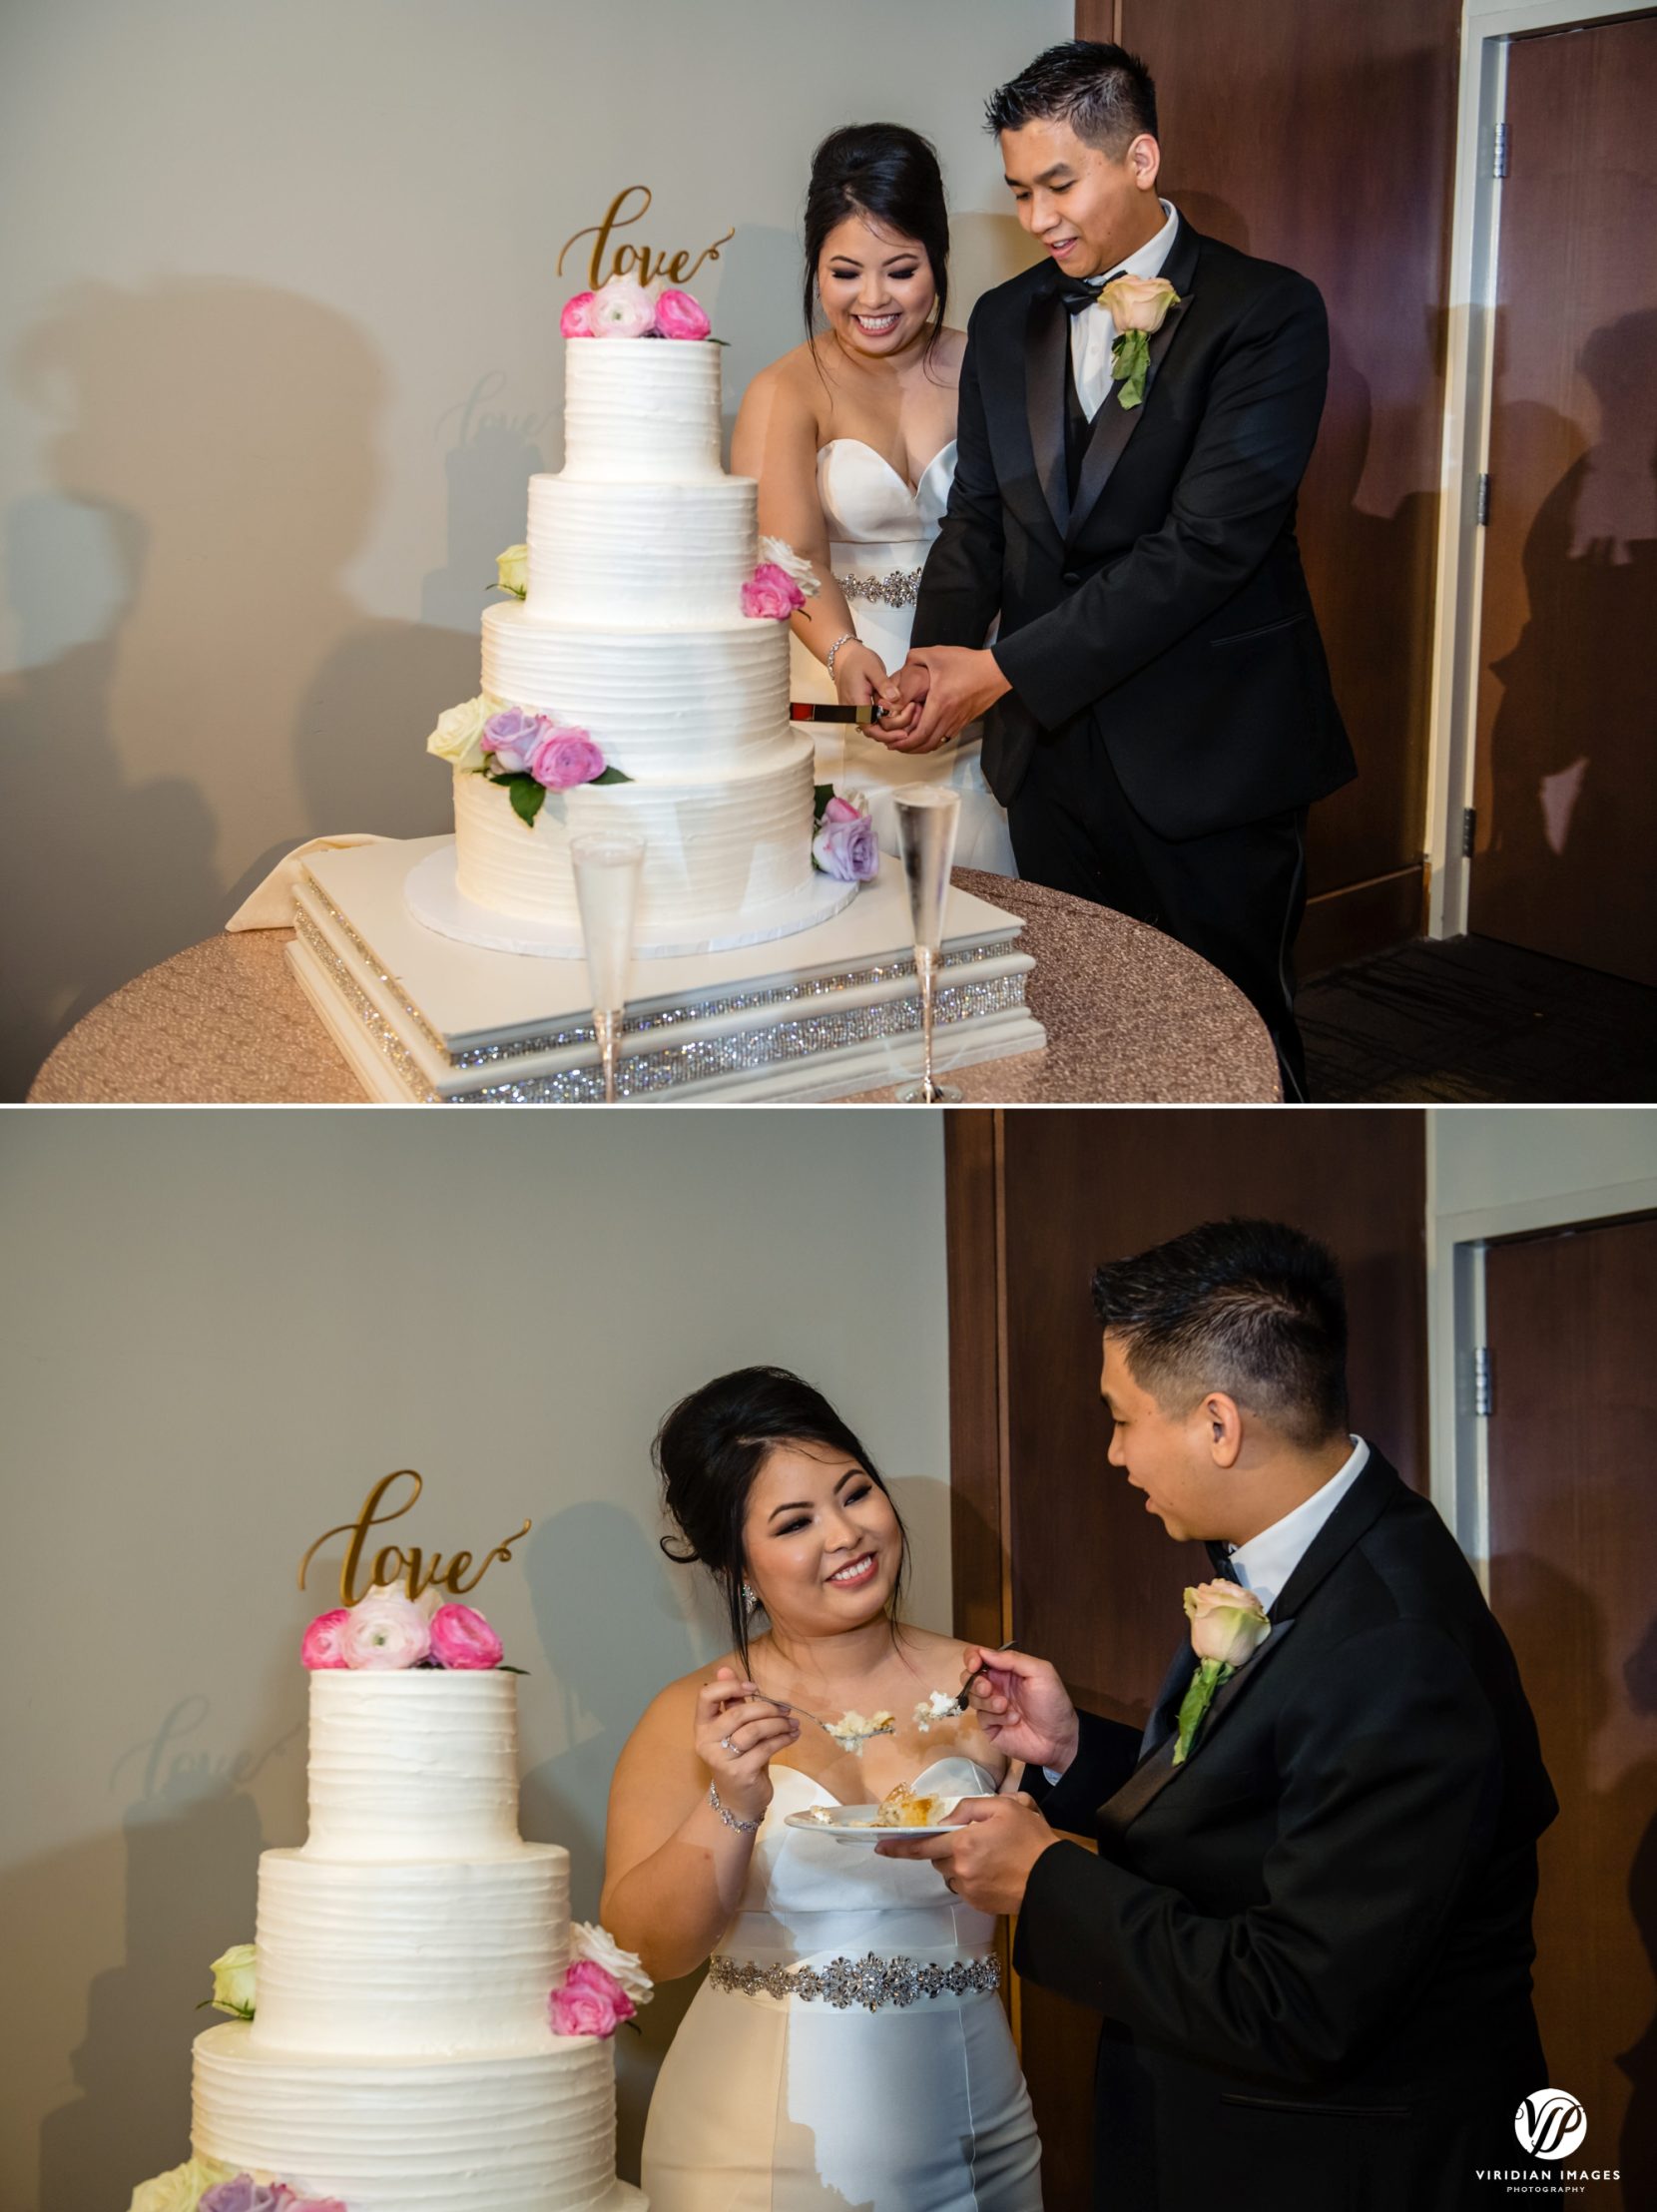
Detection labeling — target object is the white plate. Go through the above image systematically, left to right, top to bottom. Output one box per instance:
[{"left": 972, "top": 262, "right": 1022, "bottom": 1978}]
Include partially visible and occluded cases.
[{"left": 783, "top": 1800, "right": 965, "bottom": 1842}]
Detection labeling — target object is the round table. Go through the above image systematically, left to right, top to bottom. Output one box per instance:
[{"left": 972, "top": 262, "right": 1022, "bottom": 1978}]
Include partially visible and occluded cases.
[{"left": 28, "top": 870, "right": 1280, "bottom": 1104}]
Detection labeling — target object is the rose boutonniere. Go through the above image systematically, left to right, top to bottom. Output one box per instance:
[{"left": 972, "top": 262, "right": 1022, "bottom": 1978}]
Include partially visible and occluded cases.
[
  {"left": 1099, "top": 276, "right": 1181, "bottom": 410},
  {"left": 1172, "top": 1579, "right": 1270, "bottom": 1764}
]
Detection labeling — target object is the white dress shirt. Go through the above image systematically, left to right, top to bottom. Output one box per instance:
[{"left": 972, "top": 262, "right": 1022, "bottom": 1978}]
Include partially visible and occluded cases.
[
  {"left": 1070, "top": 198, "right": 1180, "bottom": 419},
  {"left": 1224, "top": 1435, "right": 1372, "bottom": 1614}
]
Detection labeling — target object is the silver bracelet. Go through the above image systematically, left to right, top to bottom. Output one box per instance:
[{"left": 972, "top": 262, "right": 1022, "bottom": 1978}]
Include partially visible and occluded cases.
[
  {"left": 825, "top": 631, "right": 857, "bottom": 681},
  {"left": 709, "top": 1782, "right": 762, "bottom": 1834}
]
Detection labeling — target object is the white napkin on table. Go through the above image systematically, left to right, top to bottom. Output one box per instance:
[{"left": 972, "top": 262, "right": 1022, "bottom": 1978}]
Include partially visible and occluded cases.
[{"left": 225, "top": 833, "right": 391, "bottom": 930}]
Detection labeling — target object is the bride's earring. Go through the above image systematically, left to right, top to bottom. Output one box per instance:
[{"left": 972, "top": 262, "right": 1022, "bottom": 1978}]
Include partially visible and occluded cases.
[{"left": 741, "top": 1580, "right": 759, "bottom": 1614}]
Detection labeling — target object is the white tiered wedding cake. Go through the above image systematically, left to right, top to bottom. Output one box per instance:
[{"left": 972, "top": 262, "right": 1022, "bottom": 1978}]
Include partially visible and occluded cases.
[
  {"left": 414, "top": 277, "right": 854, "bottom": 957},
  {"left": 132, "top": 1592, "right": 646, "bottom": 2212}
]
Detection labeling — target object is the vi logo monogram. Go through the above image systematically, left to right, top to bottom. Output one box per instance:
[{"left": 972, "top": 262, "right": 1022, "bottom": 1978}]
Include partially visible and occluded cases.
[{"left": 1514, "top": 2089, "right": 1588, "bottom": 2161}]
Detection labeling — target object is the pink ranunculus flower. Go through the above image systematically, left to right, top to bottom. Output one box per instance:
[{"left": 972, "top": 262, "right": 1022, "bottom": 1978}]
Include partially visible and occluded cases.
[
  {"left": 591, "top": 276, "right": 657, "bottom": 337},
  {"left": 654, "top": 287, "right": 710, "bottom": 340},
  {"left": 560, "top": 291, "right": 598, "bottom": 337},
  {"left": 742, "top": 562, "right": 808, "bottom": 621},
  {"left": 481, "top": 706, "right": 555, "bottom": 776},
  {"left": 526, "top": 725, "right": 607, "bottom": 791},
  {"left": 824, "top": 795, "right": 864, "bottom": 826},
  {"left": 812, "top": 809, "right": 879, "bottom": 882},
  {"left": 339, "top": 1591, "right": 431, "bottom": 1670},
  {"left": 428, "top": 1602, "right": 504, "bottom": 1671},
  {"left": 300, "top": 1609, "right": 351, "bottom": 1670},
  {"left": 563, "top": 1959, "right": 638, "bottom": 2020},
  {"left": 549, "top": 1963, "right": 634, "bottom": 2039},
  {"left": 281, "top": 2198, "right": 347, "bottom": 2211}
]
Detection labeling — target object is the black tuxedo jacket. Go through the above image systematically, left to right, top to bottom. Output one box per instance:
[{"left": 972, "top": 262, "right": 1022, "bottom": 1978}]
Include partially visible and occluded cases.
[
  {"left": 913, "top": 219, "right": 1357, "bottom": 836},
  {"left": 1020, "top": 1451, "right": 1558, "bottom": 2212}
]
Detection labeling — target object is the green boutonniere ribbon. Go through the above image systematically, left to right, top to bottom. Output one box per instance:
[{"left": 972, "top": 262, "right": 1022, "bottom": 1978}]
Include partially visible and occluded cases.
[
  {"left": 1110, "top": 327, "right": 1155, "bottom": 411},
  {"left": 1172, "top": 1656, "right": 1233, "bottom": 1765}
]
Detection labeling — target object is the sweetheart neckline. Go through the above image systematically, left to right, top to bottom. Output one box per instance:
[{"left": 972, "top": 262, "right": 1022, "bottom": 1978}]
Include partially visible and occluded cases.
[
  {"left": 817, "top": 436, "right": 957, "bottom": 502},
  {"left": 768, "top": 1755, "right": 996, "bottom": 1813}
]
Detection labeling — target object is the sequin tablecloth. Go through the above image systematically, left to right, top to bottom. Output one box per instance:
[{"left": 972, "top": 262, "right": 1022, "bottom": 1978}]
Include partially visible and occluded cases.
[{"left": 27, "top": 871, "right": 1280, "bottom": 1105}]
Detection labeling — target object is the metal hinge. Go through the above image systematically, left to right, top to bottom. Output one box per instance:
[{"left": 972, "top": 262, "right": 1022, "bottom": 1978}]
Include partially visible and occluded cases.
[
  {"left": 1492, "top": 123, "right": 1509, "bottom": 180},
  {"left": 1476, "top": 473, "right": 1491, "bottom": 525},
  {"left": 1462, "top": 807, "right": 1477, "bottom": 858},
  {"left": 1472, "top": 1346, "right": 1494, "bottom": 1417}
]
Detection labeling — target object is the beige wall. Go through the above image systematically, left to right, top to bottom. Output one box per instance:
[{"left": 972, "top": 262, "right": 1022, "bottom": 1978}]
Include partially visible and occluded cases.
[
  {"left": 0, "top": 0, "right": 1063, "bottom": 1095},
  {"left": 0, "top": 1107, "right": 951, "bottom": 2208}
]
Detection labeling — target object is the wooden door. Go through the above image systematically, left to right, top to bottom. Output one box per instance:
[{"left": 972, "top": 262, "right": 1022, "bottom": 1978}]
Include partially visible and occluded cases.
[
  {"left": 1470, "top": 14, "right": 1657, "bottom": 985},
  {"left": 945, "top": 1109, "right": 1428, "bottom": 2207},
  {"left": 1486, "top": 1212, "right": 1657, "bottom": 2208}
]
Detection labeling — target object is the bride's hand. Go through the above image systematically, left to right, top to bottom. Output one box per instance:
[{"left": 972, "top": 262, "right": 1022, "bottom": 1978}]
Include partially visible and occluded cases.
[
  {"left": 831, "top": 640, "right": 890, "bottom": 712},
  {"left": 959, "top": 1645, "right": 1080, "bottom": 1774},
  {"left": 695, "top": 1667, "right": 800, "bottom": 1824}
]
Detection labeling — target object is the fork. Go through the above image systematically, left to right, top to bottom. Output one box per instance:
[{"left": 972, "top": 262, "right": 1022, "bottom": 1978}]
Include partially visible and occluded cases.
[{"left": 945, "top": 1638, "right": 1019, "bottom": 1713}]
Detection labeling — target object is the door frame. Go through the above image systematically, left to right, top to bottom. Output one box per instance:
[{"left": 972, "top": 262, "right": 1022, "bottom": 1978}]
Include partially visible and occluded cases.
[
  {"left": 1423, "top": 0, "right": 1655, "bottom": 940},
  {"left": 1427, "top": 1168, "right": 1657, "bottom": 1583}
]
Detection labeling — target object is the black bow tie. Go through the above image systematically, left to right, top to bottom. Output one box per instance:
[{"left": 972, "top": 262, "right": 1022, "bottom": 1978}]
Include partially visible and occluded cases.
[{"left": 1055, "top": 268, "right": 1126, "bottom": 314}]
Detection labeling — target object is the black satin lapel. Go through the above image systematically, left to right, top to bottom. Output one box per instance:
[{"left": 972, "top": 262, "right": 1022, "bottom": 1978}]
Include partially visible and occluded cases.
[
  {"left": 1023, "top": 285, "right": 1070, "bottom": 541},
  {"left": 1065, "top": 292, "right": 1192, "bottom": 547},
  {"left": 1095, "top": 1616, "right": 1299, "bottom": 1845}
]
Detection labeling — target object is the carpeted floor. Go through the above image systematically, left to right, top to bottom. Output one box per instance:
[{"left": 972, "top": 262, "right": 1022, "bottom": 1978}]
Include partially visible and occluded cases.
[{"left": 1300, "top": 934, "right": 1657, "bottom": 1103}]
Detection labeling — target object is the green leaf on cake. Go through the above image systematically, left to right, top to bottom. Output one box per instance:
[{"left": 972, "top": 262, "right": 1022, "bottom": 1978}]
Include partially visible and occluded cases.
[
  {"left": 591, "top": 765, "right": 633, "bottom": 786},
  {"left": 491, "top": 773, "right": 547, "bottom": 829},
  {"left": 814, "top": 783, "right": 834, "bottom": 828}
]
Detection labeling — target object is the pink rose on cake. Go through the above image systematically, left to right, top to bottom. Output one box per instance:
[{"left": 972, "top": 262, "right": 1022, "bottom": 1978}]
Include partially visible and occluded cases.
[
  {"left": 591, "top": 276, "right": 657, "bottom": 337},
  {"left": 654, "top": 286, "right": 711, "bottom": 340},
  {"left": 560, "top": 291, "right": 598, "bottom": 337},
  {"left": 742, "top": 562, "right": 808, "bottom": 621},
  {"left": 526, "top": 725, "right": 607, "bottom": 792},
  {"left": 812, "top": 793, "right": 878, "bottom": 882},
  {"left": 338, "top": 1590, "right": 431, "bottom": 1670},
  {"left": 428, "top": 1601, "right": 504, "bottom": 1670},
  {"left": 300, "top": 1609, "right": 351, "bottom": 1670},
  {"left": 199, "top": 2180, "right": 347, "bottom": 2212}
]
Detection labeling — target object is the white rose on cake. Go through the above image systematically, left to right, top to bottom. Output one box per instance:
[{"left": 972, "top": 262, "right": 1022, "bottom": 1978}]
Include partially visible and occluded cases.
[
  {"left": 757, "top": 537, "right": 821, "bottom": 598},
  {"left": 426, "top": 694, "right": 493, "bottom": 772},
  {"left": 570, "top": 1921, "right": 654, "bottom": 2007},
  {"left": 129, "top": 2155, "right": 236, "bottom": 2212}
]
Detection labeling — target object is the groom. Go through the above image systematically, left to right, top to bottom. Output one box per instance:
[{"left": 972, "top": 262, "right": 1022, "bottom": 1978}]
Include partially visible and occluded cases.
[
  {"left": 889, "top": 42, "right": 1356, "bottom": 1099},
  {"left": 878, "top": 1218, "right": 1558, "bottom": 2210}
]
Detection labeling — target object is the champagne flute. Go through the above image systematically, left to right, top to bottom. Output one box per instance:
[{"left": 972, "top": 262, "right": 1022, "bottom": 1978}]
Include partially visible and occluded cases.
[
  {"left": 891, "top": 787, "right": 962, "bottom": 1104},
  {"left": 570, "top": 831, "right": 645, "bottom": 1104}
]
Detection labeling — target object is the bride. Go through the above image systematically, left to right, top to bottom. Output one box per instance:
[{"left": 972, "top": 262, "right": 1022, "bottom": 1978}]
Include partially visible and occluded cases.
[
  {"left": 732, "top": 125, "right": 1017, "bottom": 874},
  {"left": 604, "top": 1367, "right": 1042, "bottom": 2210}
]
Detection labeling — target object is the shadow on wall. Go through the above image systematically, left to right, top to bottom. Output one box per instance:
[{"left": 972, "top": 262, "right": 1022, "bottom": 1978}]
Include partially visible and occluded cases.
[
  {"left": 0, "top": 277, "right": 477, "bottom": 1099},
  {"left": 1477, "top": 311, "right": 1657, "bottom": 976},
  {"left": 519, "top": 1499, "right": 715, "bottom": 2187},
  {"left": 27, "top": 1687, "right": 303, "bottom": 2212}
]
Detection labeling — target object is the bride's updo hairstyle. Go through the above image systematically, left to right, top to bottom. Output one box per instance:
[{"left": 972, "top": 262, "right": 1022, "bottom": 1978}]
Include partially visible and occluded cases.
[
  {"left": 803, "top": 123, "right": 949, "bottom": 356},
  {"left": 656, "top": 1365, "right": 910, "bottom": 1670}
]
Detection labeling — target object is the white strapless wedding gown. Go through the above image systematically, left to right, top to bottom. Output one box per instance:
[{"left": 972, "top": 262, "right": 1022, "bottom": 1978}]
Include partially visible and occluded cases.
[
  {"left": 791, "top": 441, "right": 1018, "bottom": 876},
  {"left": 640, "top": 1757, "right": 1042, "bottom": 2209}
]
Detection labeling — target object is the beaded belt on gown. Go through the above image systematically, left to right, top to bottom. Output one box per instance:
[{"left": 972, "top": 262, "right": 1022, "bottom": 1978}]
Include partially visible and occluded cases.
[
  {"left": 836, "top": 567, "right": 924, "bottom": 609},
  {"left": 709, "top": 1950, "right": 1000, "bottom": 2011}
]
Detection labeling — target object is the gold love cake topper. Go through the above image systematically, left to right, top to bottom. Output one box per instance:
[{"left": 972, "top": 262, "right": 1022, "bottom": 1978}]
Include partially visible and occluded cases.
[
  {"left": 557, "top": 185, "right": 735, "bottom": 292},
  {"left": 299, "top": 1470, "right": 532, "bottom": 1608}
]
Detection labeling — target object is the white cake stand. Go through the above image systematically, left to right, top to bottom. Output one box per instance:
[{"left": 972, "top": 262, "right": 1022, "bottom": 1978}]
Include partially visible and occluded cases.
[{"left": 404, "top": 839, "right": 859, "bottom": 960}]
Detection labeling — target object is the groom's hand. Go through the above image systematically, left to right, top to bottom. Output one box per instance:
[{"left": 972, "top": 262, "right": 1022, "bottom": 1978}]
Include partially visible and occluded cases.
[
  {"left": 879, "top": 646, "right": 1010, "bottom": 754},
  {"left": 959, "top": 1645, "right": 1081, "bottom": 1774},
  {"left": 874, "top": 1795, "right": 1057, "bottom": 1915}
]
